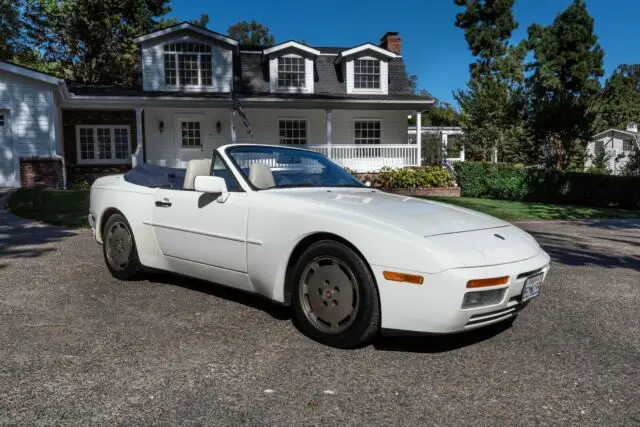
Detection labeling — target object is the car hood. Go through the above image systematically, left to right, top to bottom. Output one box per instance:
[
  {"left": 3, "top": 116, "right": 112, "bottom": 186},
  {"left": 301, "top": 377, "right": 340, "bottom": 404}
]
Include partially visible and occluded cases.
[{"left": 273, "top": 188, "right": 509, "bottom": 237}]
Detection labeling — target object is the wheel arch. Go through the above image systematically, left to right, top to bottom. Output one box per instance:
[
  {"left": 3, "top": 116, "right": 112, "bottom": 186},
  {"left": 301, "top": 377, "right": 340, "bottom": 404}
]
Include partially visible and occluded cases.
[
  {"left": 98, "top": 207, "right": 126, "bottom": 242},
  {"left": 282, "top": 232, "right": 379, "bottom": 306}
]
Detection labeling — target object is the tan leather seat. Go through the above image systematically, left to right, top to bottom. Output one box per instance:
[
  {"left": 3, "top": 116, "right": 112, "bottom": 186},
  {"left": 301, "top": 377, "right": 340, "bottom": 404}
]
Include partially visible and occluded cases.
[
  {"left": 183, "top": 159, "right": 212, "bottom": 190},
  {"left": 248, "top": 162, "right": 276, "bottom": 189}
]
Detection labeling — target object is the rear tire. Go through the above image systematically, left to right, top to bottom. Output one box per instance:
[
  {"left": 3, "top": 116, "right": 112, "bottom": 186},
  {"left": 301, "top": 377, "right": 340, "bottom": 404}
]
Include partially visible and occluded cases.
[
  {"left": 102, "top": 213, "right": 143, "bottom": 280},
  {"left": 290, "top": 240, "right": 380, "bottom": 348}
]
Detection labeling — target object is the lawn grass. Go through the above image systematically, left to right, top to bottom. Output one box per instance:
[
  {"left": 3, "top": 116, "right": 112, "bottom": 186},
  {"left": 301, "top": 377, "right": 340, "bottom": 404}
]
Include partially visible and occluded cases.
[
  {"left": 6, "top": 188, "right": 90, "bottom": 228},
  {"left": 424, "top": 196, "right": 640, "bottom": 221}
]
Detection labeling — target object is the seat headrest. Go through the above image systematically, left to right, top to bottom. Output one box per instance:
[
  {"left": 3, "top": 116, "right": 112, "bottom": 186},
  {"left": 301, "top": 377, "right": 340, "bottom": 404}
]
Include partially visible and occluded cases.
[
  {"left": 183, "top": 158, "right": 212, "bottom": 190},
  {"left": 248, "top": 162, "right": 276, "bottom": 189}
]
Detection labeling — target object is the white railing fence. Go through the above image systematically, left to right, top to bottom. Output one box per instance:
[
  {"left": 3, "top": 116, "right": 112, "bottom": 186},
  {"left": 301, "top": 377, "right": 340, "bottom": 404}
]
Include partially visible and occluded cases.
[{"left": 308, "top": 144, "right": 418, "bottom": 172}]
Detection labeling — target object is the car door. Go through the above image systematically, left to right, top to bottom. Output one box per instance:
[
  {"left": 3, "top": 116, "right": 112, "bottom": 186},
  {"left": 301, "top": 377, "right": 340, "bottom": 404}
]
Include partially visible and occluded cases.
[{"left": 151, "top": 153, "right": 251, "bottom": 290}]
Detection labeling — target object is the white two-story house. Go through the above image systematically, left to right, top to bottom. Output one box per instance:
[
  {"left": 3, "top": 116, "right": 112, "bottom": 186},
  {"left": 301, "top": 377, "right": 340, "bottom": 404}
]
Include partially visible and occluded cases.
[{"left": 0, "top": 22, "right": 432, "bottom": 188}]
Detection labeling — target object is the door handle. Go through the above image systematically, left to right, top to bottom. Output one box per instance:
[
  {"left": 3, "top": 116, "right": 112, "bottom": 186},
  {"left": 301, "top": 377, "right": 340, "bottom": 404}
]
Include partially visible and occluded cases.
[{"left": 155, "top": 200, "right": 172, "bottom": 207}]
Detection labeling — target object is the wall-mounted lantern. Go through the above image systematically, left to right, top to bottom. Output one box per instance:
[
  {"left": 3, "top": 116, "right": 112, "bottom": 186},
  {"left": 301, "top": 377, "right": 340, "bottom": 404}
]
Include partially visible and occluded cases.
[
  {"left": 159, "top": 121, "right": 164, "bottom": 133},
  {"left": 216, "top": 121, "right": 222, "bottom": 134}
]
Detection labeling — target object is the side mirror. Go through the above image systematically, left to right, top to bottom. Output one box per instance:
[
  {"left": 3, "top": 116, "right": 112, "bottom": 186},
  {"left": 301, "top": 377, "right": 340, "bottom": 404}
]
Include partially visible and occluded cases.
[{"left": 194, "top": 175, "right": 229, "bottom": 202}]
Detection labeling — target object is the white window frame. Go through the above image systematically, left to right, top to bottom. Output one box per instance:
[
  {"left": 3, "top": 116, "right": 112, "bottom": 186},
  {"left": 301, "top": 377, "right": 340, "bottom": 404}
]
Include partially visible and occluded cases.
[
  {"left": 163, "top": 42, "right": 213, "bottom": 88},
  {"left": 270, "top": 54, "right": 314, "bottom": 94},
  {"left": 277, "top": 56, "right": 306, "bottom": 89},
  {"left": 346, "top": 56, "right": 388, "bottom": 95},
  {"left": 353, "top": 58, "right": 381, "bottom": 90},
  {"left": 278, "top": 118, "right": 308, "bottom": 145},
  {"left": 178, "top": 119, "right": 203, "bottom": 149},
  {"left": 353, "top": 119, "right": 382, "bottom": 145},
  {"left": 75, "top": 125, "right": 132, "bottom": 165}
]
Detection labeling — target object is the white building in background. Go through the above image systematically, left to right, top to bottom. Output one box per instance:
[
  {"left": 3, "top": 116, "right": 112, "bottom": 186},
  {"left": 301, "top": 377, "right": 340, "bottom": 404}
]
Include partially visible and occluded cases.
[
  {"left": 586, "top": 122, "right": 639, "bottom": 175},
  {"left": 407, "top": 125, "right": 465, "bottom": 165}
]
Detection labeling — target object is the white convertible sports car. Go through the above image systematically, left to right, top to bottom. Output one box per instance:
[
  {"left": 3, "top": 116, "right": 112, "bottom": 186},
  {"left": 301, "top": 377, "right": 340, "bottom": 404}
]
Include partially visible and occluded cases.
[{"left": 89, "top": 144, "right": 550, "bottom": 348}]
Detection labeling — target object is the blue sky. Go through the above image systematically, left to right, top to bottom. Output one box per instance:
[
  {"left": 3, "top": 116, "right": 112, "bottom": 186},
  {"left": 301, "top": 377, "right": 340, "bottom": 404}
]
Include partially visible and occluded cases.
[{"left": 168, "top": 0, "right": 640, "bottom": 107}]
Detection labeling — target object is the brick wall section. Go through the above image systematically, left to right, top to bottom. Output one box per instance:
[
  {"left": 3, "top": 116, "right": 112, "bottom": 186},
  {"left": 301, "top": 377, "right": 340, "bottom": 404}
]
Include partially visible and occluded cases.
[
  {"left": 62, "top": 109, "right": 138, "bottom": 165},
  {"left": 62, "top": 109, "right": 138, "bottom": 184},
  {"left": 20, "top": 158, "right": 63, "bottom": 188}
]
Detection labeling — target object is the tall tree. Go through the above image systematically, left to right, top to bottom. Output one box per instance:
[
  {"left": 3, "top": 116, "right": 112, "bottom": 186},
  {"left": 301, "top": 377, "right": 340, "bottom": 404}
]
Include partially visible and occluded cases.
[
  {"left": 0, "top": 0, "right": 22, "bottom": 61},
  {"left": 43, "top": 0, "right": 172, "bottom": 85},
  {"left": 453, "top": 0, "right": 527, "bottom": 162},
  {"left": 526, "top": 0, "right": 604, "bottom": 170},
  {"left": 227, "top": 20, "right": 275, "bottom": 46},
  {"left": 595, "top": 64, "right": 640, "bottom": 131}
]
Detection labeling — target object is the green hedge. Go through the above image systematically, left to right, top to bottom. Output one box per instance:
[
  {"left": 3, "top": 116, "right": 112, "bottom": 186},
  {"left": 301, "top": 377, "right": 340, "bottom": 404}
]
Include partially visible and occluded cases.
[
  {"left": 454, "top": 162, "right": 640, "bottom": 210},
  {"left": 352, "top": 166, "right": 454, "bottom": 189}
]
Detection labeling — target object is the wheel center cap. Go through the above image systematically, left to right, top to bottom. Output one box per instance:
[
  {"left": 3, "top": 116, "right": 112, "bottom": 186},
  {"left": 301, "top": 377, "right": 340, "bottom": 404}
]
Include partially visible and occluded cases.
[{"left": 325, "top": 290, "right": 332, "bottom": 299}]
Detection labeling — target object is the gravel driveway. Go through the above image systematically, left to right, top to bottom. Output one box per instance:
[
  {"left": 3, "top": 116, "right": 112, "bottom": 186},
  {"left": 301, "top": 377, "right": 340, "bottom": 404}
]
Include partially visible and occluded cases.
[{"left": 1, "top": 200, "right": 639, "bottom": 426}]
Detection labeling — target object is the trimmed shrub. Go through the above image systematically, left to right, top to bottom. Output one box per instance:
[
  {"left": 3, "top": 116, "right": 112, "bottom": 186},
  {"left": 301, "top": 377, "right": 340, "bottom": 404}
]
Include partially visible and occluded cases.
[
  {"left": 454, "top": 162, "right": 640, "bottom": 210},
  {"left": 372, "top": 166, "right": 454, "bottom": 189}
]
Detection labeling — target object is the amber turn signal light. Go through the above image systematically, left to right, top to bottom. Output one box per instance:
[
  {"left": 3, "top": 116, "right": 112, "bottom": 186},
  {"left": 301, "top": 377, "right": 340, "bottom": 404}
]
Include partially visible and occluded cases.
[
  {"left": 383, "top": 271, "right": 424, "bottom": 285},
  {"left": 466, "top": 276, "right": 509, "bottom": 288}
]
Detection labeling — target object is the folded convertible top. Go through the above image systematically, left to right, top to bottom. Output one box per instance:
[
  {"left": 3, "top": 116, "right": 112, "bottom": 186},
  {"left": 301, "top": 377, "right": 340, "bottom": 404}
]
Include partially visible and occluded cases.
[{"left": 123, "top": 163, "right": 186, "bottom": 188}]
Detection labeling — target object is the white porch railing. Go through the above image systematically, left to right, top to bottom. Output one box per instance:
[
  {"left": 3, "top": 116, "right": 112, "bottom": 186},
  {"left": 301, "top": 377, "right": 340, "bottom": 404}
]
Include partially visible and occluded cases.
[{"left": 308, "top": 144, "right": 419, "bottom": 172}]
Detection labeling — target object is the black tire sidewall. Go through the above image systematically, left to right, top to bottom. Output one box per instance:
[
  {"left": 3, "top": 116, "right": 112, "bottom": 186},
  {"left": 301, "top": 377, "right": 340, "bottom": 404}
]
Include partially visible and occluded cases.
[
  {"left": 102, "top": 213, "right": 142, "bottom": 280},
  {"left": 291, "top": 240, "right": 380, "bottom": 348}
]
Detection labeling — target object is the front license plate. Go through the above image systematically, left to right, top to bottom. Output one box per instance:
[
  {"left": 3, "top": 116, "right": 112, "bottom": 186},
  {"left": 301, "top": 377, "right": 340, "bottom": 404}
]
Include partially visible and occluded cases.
[{"left": 521, "top": 272, "right": 544, "bottom": 303}]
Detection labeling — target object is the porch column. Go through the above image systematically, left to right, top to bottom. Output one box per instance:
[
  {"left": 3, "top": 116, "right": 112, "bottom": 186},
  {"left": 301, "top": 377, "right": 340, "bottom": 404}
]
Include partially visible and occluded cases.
[
  {"left": 133, "top": 107, "right": 143, "bottom": 167},
  {"left": 325, "top": 109, "right": 332, "bottom": 159},
  {"left": 230, "top": 110, "right": 237, "bottom": 144},
  {"left": 416, "top": 111, "right": 422, "bottom": 166},
  {"left": 442, "top": 132, "right": 448, "bottom": 160},
  {"left": 460, "top": 142, "right": 465, "bottom": 161}
]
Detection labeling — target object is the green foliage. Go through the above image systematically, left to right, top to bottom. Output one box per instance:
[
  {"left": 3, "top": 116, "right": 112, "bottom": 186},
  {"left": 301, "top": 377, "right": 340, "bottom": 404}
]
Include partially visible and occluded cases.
[
  {"left": 38, "top": 0, "right": 173, "bottom": 85},
  {"left": 453, "top": 0, "right": 528, "bottom": 163},
  {"left": 454, "top": 0, "right": 518, "bottom": 80},
  {"left": 526, "top": 0, "right": 604, "bottom": 170},
  {"left": 227, "top": 20, "right": 275, "bottom": 46},
  {"left": 595, "top": 64, "right": 640, "bottom": 131},
  {"left": 621, "top": 147, "right": 640, "bottom": 177},
  {"left": 454, "top": 162, "right": 640, "bottom": 210},
  {"left": 376, "top": 166, "right": 454, "bottom": 189},
  {"left": 7, "top": 189, "right": 90, "bottom": 228}
]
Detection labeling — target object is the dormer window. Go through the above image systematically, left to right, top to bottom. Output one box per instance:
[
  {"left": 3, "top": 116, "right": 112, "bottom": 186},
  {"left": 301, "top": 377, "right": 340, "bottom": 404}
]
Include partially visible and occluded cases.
[
  {"left": 263, "top": 41, "right": 320, "bottom": 94},
  {"left": 163, "top": 42, "right": 213, "bottom": 87},
  {"left": 278, "top": 57, "right": 306, "bottom": 88},
  {"left": 353, "top": 59, "right": 380, "bottom": 89}
]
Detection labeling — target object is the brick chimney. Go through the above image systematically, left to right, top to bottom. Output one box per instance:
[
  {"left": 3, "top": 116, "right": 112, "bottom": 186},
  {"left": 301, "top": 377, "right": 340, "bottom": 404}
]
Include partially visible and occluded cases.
[{"left": 380, "top": 32, "right": 401, "bottom": 55}]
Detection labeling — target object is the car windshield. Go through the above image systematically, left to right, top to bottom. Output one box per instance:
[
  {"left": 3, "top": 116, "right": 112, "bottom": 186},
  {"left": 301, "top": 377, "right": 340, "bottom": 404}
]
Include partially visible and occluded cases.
[{"left": 225, "top": 145, "right": 366, "bottom": 190}]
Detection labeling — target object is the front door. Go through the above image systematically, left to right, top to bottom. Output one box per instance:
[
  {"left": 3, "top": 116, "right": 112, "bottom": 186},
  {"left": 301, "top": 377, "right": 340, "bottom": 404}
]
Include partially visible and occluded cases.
[
  {"left": 0, "top": 110, "right": 16, "bottom": 187},
  {"left": 175, "top": 115, "right": 214, "bottom": 168},
  {"left": 151, "top": 187, "right": 251, "bottom": 291}
]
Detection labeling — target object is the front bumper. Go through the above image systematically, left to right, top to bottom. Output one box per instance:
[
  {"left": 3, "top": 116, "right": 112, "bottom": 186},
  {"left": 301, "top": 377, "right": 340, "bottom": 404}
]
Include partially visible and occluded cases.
[{"left": 372, "top": 249, "right": 551, "bottom": 334}]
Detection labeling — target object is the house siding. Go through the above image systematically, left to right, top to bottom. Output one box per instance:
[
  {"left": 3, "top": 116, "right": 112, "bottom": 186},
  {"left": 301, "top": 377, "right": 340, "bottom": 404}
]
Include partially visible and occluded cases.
[
  {"left": 141, "top": 31, "right": 233, "bottom": 92},
  {"left": 0, "top": 70, "right": 59, "bottom": 187},
  {"left": 0, "top": 71, "right": 56, "bottom": 158},
  {"left": 586, "top": 134, "right": 635, "bottom": 174}
]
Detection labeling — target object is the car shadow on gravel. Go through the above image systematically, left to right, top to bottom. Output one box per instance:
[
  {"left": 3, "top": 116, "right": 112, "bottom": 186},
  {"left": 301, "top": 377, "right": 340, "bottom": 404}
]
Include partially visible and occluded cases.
[
  {"left": 144, "top": 271, "right": 292, "bottom": 321},
  {"left": 373, "top": 318, "right": 515, "bottom": 353}
]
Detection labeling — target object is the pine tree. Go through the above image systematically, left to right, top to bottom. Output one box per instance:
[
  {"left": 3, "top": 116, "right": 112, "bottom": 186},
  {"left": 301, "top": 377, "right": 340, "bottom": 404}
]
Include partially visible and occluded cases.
[
  {"left": 453, "top": 0, "right": 527, "bottom": 162},
  {"left": 526, "top": 0, "right": 604, "bottom": 170}
]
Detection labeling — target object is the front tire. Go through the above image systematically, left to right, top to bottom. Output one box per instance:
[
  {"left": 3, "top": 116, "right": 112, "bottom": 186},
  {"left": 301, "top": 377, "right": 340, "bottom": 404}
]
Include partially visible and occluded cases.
[
  {"left": 102, "top": 213, "right": 143, "bottom": 280},
  {"left": 291, "top": 240, "right": 380, "bottom": 348}
]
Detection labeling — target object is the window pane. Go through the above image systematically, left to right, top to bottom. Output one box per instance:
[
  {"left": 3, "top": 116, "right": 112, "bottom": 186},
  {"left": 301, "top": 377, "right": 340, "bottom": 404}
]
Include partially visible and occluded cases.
[
  {"left": 164, "top": 54, "right": 177, "bottom": 85},
  {"left": 200, "top": 54, "right": 212, "bottom": 86},
  {"left": 277, "top": 57, "right": 306, "bottom": 88},
  {"left": 354, "top": 59, "right": 381, "bottom": 89},
  {"left": 0, "top": 114, "right": 4, "bottom": 126},
  {"left": 278, "top": 119, "right": 308, "bottom": 145},
  {"left": 181, "top": 121, "right": 202, "bottom": 147},
  {"left": 354, "top": 121, "right": 381, "bottom": 145},
  {"left": 79, "top": 128, "right": 95, "bottom": 160},
  {"left": 96, "top": 128, "right": 112, "bottom": 160},
  {"left": 114, "top": 128, "right": 129, "bottom": 160}
]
